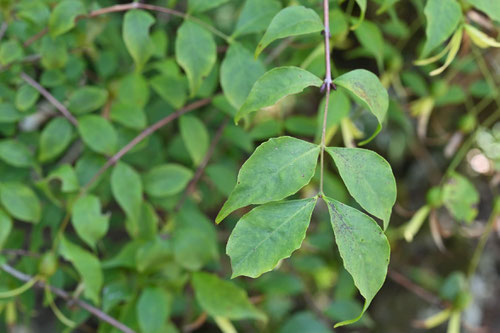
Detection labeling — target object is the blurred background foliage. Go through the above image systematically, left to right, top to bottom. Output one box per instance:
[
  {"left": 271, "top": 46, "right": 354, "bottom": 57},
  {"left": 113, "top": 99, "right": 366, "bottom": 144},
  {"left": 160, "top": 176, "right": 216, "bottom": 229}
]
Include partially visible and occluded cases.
[{"left": 0, "top": 0, "right": 499, "bottom": 332}]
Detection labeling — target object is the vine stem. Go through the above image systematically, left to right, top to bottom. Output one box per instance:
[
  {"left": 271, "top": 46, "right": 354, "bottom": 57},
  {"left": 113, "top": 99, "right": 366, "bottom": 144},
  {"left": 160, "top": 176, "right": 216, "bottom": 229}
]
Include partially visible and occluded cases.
[
  {"left": 319, "top": 0, "right": 334, "bottom": 196},
  {"left": 24, "top": 2, "right": 231, "bottom": 48},
  {"left": 20, "top": 72, "right": 79, "bottom": 126},
  {"left": 0, "top": 264, "right": 136, "bottom": 333}
]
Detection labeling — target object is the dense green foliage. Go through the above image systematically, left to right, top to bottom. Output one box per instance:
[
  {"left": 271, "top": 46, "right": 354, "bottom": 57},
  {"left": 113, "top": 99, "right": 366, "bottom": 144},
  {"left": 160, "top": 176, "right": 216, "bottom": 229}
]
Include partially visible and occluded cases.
[{"left": 0, "top": 0, "right": 499, "bottom": 332}]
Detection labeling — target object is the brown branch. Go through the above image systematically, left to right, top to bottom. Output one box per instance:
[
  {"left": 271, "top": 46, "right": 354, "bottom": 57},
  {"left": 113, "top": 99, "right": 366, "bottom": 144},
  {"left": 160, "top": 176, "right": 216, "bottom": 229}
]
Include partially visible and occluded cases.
[
  {"left": 20, "top": 72, "right": 78, "bottom": 126},
  {"left": 81, "top": 98, "right": 211, "bottom": 194},
  {"left": 175, "top": 117, "right": 229, "bottom": 211},
  {"left": 1, "top": 264, "right": 136, "bottom": 333},
  {"left": 387, "top": 269, "right": 442, "bottom": 306},
  {"left": 182, "top": 312, "right": 207, "bottom": 333}
]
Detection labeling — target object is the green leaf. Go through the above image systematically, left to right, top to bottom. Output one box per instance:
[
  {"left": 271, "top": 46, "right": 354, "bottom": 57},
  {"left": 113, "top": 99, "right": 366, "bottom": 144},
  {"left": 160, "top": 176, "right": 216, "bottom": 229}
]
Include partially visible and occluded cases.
[
  {"left": 49, "top": 0, "right": 86, "bottom": 37},
  {"left": 189, "top": 0, "right": 229, "bottom": 13},
  {"left": 232, "top": 0, "right": 282, "bottom": 38},
  {"left": 351, "top": 0, "right": 367, "bottom": 30},
  {"left": 422, "top": 0, "right": 462, "bottom": 57},
  {"left": 466, "top": 0, "right": 500, "bottom": 23},
  {"left": 255, "top": 6, "right": 323, "bottom": 58},
  {"left": 123, "top": 10, "right": 155, "bottom": 70},
  {"left": 353, "top": 20, "right": 384, "bottom": 70},
  {"left": 175, "top": 21, "right": 217, "bottom": 96},
  {"left": 40, "top": 36, "right": 68, "bottom": 69},
  {"left": 0, "top": 40, "right": 24, "bottom": 65},
  {"left": 221, "top": 43, "right": 266, "bottom": 109},
  {"left": 236, "top": 67, "right": 322, "bottom": 123},
  {"left": 333, "top": 69, "right": 389, "bottom": 144},
  {"left": 117, "top": 73, "right": 150, "bottom": 108},
  {"left": 150, "top": 74, "right": 187, "bottom": 109},
  {"left": 15, "top": 84, "right": 39, "bottom": 111},
  {"left": 68, "top": 86, "right": 109, "bottom": 115},
  {"left": 0, "top": 103, "right": 23, "bottom": 123},
  {"left": 110, "top": 103, "right": 146, "bottom": 130},
  {"left": 78, "top": 115, "right": 117, "bottom": 155},
  {"left": 179, "top": 115, "right": 209, "bottom": 166},
  {"left": 39, "top": 117, "right": 73, "bottom": 162},
  {"left": 216, "top": 136, "right": 320, "bottom": 223},
  {"left": 0, "top": 139, "right": 33, "bottom": 167},
  {"left": 326, "top": 147, "right": 396, "bottom": 229},
  {"left": 111, "top": 162, "right": 143, "bottom": 225},
  {"left": 46, "top": 164, "right": 80, "bottom": 193},
  {"left": 143, "top": 164, "right": 193, "bottom": 197},
  {"left": 442, "top": 172, "right": 479, "bottom": 223},
  {"left": 0, "top": 182, "right": 41, "bottom": 223},
  {"left": 71, "top": 195, "right": 110, "bottom": 249},
  {"left": 324, "top": 197, "right": 390, "bottom": 327},
  {"left": 227, "top": 198, "right": 317, "bottom": 278},
  {"left": 172, "top": 202, "right": 219, "bottom": 270},
  {"left": 0, "top": 209, "right": 12, "bottom": 249},
  {"left": 59, "top": 236, "right": 103, "bottom": 304},
  {"left": 192, "top": 272, "right": 266, "bottom": 321},
  {"left": 137, "top": 287, "right": 171, "bottom": 333}
]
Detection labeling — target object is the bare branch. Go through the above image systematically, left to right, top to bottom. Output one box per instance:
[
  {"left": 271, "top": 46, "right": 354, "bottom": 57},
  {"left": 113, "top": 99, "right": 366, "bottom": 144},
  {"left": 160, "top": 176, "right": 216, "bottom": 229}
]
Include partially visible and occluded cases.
[
  {"left": 20, "top": 72, "right": 79, "bottom": 126},
  {"left": 1, "top": 264, "right": 136, "bottom": 333}
]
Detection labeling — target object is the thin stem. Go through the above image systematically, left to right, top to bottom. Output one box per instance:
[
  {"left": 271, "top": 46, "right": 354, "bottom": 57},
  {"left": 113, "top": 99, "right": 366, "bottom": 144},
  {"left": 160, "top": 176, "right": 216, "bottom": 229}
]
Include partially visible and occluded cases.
[
  {"left": 319, "top": 0, "right": 333, "bottom": 196},
  {"left": 24, "top": 2, "right": 231, "bottom": 48},
  {"left": 20, "top": 72, "right": 78, "bottom": 126},
  {"left": 80, "top": 98, "right": 211, "bottom": 195},
  {"left": 175, "top": 117, "right": 229, "bottom": 211},
  {"left": 467, "top": 204, "right": 500, "bottom": 279},
  {"left": 1, "top": 264, "right": 136, "bottom": 333}
]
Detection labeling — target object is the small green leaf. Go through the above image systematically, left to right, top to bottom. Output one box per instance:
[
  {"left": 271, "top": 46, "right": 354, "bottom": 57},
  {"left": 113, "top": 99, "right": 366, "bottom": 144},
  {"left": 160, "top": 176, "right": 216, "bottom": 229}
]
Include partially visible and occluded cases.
[
  {"left": 49, "top": 0, "right": 86, "bottom": 37},
  {"left": 189, "top": 0, "right": 229, "bottom": 13},
  {"left": 232, "top": 0, "right": 282, "bottom": 38},
  {"left": 351, "top": 0, "right": 367, "bottom": 30},
  {"left": 422, "top": 0, "right": 462, "bottom": 57},
  {"left": 255, "top": 6, "right": 323, "bottom": 58},
  {"left": 123, "top": 10, "right": 155, "bottom": 70},
  {"left": 353, "top": 20, "right": 384, "bottom": 70},
  {"left": 175, "top": 21, "right": 217, "bottom": 96},
  {"left": 40, "top": 36, "right": 68, "bottom": 69},
  {"left": 0, "top": 40, "right": 24, "bottom": 66},
  {"left": 221, "top": 43, "right": 266, "bottom": 109},
  {"left": 236, "top": 67, "right": 322, "bottom": 122},
  {"left": 333, "top": 69, "right": 389, "bottom": 144},
  {"left": 117, "top": 73, "right": 150, "bottom": 108},
  {"left": 150, "top": 74, "right": 187, "bottom": 109},
  {"left": 15, "top": 85, "right": 39, "bottom": 111},
  {"left": 68, "top": 86, "right": 109, "bottom": 115},
  {"left": 0, "top": 103, "right": 23, "bottom": 123},
  {"left": 109, "top": 103, "right": 146, "bottom": 130},
  {"left": 78, "top": 115, "right": 117, "bottom": 155},
  {"left": 179, "top": 115, "right": 209, "bottom": 166},
  {"left": 39, "top": 117, "right": 73, "bottom": 162},
  {"left": 216, "top": 136, "right": 320, "bottom": 223},
  {"left": 0, "top": 139, "right": 33, "bottom": 167},
  {"left": 326, "top": 147, "right": 396, "bottom": 229},
  {"left": 111, "top": 162, "right": 143, "bottom": 225},
  {"left": 46, "top": 164, "right": 80, "bottom": 193},
  {"left": 143, "top": 164, "right": 193, "bottom": 197},
  {"left": 442, "top": 172, "right": 479, "bottom": 223},
  {"left": 0, "top": 182, "right": 41, "bottom": 223},
  {"left": 71, "top": 195, "right": 110, "bottom": 249},
  {"left": 324, "top": 197, "right": 390, "bottom": 327},
  {"left": 227, "top": 198, "right": 317, "bottom": 278},
  {"left": 172, "top": 202, "right": 219, "bottom": 270},
  {"left": 0, "top": 209, "right": 13, "bottom": 249},
  {"left": 59, "top": 236, "right": 103, "bottom": 304},
  {"left": 192, "top": 272, "right": 266, "bottom": 321},
  {"left": 137, "top": 287, "right": 171, "bottom": 333}
]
